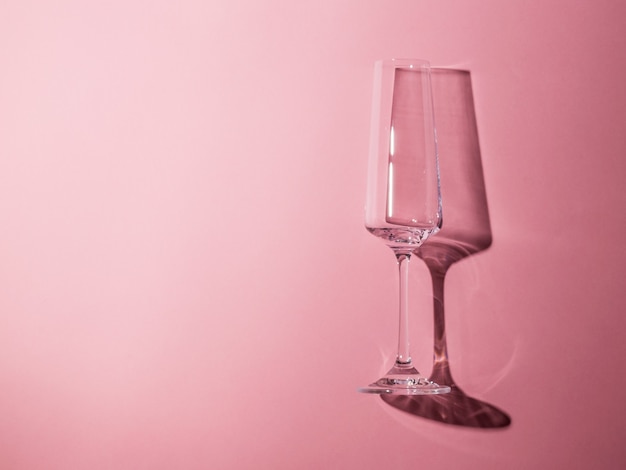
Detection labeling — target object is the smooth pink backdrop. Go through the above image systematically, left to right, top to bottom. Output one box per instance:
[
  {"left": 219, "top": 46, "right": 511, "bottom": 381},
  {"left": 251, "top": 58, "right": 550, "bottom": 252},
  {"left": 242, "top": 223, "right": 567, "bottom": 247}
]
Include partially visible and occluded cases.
[{"left": 1, "top": 1, "right": 625, "bottom": 468}]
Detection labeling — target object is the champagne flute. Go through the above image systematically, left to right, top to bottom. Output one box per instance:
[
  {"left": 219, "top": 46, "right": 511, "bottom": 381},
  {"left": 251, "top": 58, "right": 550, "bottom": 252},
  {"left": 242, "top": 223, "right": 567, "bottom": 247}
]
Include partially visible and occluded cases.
[{"left": 359, "top": 59, "right": 450, "bottom": 395}]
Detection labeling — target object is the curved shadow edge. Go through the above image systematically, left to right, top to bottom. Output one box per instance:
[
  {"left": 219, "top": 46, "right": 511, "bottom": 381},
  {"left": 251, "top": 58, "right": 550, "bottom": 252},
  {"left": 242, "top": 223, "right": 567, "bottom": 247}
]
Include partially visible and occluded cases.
[{"left": 380, "top": 387, "right": 511, "bottom": 429}]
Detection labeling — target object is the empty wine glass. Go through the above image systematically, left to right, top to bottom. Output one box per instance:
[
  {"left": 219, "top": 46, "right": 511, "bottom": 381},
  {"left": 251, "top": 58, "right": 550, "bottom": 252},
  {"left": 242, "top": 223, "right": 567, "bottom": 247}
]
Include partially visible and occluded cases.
[{"left": 358, "top": 59, "right": 450, "bottom": 395}]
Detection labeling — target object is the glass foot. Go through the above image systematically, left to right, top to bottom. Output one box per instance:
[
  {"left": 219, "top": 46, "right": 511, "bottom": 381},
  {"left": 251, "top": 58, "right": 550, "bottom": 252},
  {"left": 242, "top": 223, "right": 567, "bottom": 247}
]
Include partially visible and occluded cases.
[{"left": 358, "top": 363, "right": 451, "bottom": 395}]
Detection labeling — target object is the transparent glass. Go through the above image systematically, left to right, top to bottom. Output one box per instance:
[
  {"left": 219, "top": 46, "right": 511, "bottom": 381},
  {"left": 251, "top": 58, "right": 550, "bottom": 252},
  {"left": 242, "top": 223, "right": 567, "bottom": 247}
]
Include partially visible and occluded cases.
[{"left": 359, "top": 59, "right": 450, "bottom": 395}]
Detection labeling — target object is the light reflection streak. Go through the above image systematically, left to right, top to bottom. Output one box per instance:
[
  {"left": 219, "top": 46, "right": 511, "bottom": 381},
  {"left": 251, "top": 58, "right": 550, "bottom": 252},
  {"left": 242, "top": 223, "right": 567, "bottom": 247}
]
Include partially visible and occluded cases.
[{"left": 387, "top": 126, "right": 395, "bottom": 218}]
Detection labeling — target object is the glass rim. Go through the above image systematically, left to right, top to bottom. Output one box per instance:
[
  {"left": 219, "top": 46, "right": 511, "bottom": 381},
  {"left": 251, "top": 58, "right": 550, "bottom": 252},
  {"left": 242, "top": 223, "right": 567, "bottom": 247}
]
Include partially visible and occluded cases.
[{"left": 376, "top": 58, "right": 431, "bottom": 69}]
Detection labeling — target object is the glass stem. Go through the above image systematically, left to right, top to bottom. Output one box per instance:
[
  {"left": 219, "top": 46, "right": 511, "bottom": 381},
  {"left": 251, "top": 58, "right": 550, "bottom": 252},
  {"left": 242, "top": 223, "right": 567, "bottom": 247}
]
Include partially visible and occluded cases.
[{"left": 395, "top": 252, "right": 412, "bottom": 366}]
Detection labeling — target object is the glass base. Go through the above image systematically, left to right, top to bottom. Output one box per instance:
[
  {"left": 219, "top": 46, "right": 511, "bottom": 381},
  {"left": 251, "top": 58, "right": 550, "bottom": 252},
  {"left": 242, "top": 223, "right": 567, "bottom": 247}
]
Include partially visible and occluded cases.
[{"left": 358, "top": 363, "right": 451, "bottom": 395}]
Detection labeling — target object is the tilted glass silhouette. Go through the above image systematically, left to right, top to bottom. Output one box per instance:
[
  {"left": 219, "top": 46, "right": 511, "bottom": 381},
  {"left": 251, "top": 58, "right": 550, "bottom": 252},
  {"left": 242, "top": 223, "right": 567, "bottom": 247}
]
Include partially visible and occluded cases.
[{"left": 382, "top": 69, "right": 510, "bottom": 425}]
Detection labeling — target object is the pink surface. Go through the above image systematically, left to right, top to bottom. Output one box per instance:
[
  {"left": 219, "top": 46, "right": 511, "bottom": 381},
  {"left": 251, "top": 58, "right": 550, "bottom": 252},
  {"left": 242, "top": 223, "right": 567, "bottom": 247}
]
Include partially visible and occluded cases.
[{"left": 1, "top": 0, "right": 625, "bottom": 468}]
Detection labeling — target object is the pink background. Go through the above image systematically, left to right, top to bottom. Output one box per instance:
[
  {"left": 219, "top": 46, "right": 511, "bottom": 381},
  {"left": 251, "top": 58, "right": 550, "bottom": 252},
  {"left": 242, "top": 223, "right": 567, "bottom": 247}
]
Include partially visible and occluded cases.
[{"left": 1, "top": 0, "right": 625, "bottom": 468}]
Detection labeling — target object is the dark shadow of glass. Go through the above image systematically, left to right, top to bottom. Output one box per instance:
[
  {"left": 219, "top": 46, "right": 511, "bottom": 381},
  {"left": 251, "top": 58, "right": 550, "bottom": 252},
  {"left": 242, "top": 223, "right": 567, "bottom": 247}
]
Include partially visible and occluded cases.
[{"left": 381, "top": 69, "right": 511, "bottom": 428}]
